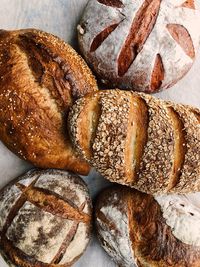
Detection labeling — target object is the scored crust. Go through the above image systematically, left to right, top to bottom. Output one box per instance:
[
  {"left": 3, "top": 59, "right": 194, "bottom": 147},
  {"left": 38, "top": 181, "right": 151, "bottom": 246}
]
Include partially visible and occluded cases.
[
  {"left": 78, "top": 0, "right": 200, "bottom": 92},
  {"left": 0, "top": 29, "right": 98, "bottom": 175},
  {"left": 69, "top": 90, "right": 200, "bottom": 194},
  {"left": 69, "top": 90, "right": 149, "bottom": 185},
  {"left": 68, "top": 91, "right": 101, "bottom": 161},
  {"left": 133, "top": 93, "right": 174, "bottom": 194},
  {"left": 135, "top": 94, "right": 187, "bottom": 194},
  {"left": 169, "top": 104, "right": 200, "bottom": 193},
  {"left": 0, "top": 169, "right": 92, "bottom": 267},
  {"left": 95, "top": 186, "right": 200, "bottom": 267}
]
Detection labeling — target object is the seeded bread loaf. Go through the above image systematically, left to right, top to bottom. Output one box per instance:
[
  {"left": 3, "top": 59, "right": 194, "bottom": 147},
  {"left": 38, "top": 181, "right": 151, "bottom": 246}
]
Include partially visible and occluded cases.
[
  {"left": 78, "top": 0, "right": 200, "bottom": 93},
  {"left": 0, "top": 29, "right": 98, "bottom": 175},
  {"left": 68, "top": 90, "right": 200, "bottom": 194},
  {"left": 0, "top": 169, "right": 92, "bottom": 267},
  {"left": 95, "top": 186, "right": 200, "bottom": 267}
]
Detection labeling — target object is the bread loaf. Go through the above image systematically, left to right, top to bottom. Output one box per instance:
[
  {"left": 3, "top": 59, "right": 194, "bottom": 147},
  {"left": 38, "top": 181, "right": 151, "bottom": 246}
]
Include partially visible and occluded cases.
[
  {"left": 78, "top": 0, "right": 200, "bottom": 93},
  {"left": 0, "top": 29, "right": 98, "bottom": 175},
  {"left": 68, "top": 90, "right": 200, "bottom": 194},
  {"left": 0, "top": 169, "right": 92, "bottom": 267},
  {"left": 95, "top": 186, "right": 200, "bottom": 267}
]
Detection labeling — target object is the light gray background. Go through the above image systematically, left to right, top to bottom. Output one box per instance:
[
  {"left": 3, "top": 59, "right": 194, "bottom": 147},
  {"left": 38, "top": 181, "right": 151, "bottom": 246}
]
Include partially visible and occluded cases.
[{"left": 0, "top": 0, "right": 199, "bottom": 267}]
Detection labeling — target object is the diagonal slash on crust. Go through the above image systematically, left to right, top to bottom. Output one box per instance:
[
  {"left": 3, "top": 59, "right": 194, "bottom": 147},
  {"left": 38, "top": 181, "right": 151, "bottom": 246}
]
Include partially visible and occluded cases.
[
  {"left": 97, "top": 0, "right": 124, "bottom": 8},
  {"left": 118, "top": 0, "right": 162, "bottom": 76}
]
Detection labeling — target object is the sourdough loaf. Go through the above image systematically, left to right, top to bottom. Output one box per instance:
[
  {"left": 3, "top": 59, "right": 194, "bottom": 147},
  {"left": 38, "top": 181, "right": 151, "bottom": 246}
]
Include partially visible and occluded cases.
[
  {"left": 78, "top": 0, "right": 200, "bottom": 92},
  {"left": 0, "top": 29, "right": 98, "bottom": 175},
  {"left": 68, "top": 90, "right": 200, "bottom": 194},
  {"left": 0, "top": 169, "right": 92, "bottom": 267},
  {"left": 95, "top": 186, "right": 200, "bottom": 267}
]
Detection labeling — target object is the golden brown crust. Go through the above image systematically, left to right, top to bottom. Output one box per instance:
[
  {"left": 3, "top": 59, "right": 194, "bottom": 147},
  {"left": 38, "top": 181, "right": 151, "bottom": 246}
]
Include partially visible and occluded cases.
[
  {"left": 0, "top": 29, "right": 98, "bottom": 175},
  {"left": 124, "top": 94, "right": 148, "bottom": 183},
  {"left": 166, "top": 107, "right": 186, "bottom": 191},
  {"left": 96, "top": 186, "right": 200, "bottom": 267},
  {"left": 127, "top": 188, "right": 200, "bottom": 267}
]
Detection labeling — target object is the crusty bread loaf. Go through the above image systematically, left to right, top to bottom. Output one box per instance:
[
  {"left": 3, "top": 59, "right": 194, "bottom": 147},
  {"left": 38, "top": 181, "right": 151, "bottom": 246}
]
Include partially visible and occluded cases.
[
  {"left": 78, "top": 0, "right": 200, "bottom": 92},
  {"left": 0, "top": 29, "right": 98, "bottom": 175},
  {"left": 68, "top": 90, "right": 200, "bottom": 194},
  {"left": 0, "top": 169, "right": 92, "bottom": 267},
  {"left": 95, "top": 186, "right": 200, "bottom": 267}
]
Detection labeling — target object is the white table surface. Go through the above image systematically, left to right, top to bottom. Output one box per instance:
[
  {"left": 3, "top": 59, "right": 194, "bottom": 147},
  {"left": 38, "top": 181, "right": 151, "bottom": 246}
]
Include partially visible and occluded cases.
[{"left": 0, "top": 1, "right": 199, "bottom": 267}]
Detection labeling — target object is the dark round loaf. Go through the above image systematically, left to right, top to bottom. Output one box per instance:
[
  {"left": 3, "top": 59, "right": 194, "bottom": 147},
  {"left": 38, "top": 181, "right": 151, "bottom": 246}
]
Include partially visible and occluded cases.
[
  {"left": 78, "top": 0, "right": 200, "bottom": 93},
  {"left": 0, "top": 28, "right": 98, "bottom": 175},
  {"left": 0, "top": 169, "right": 92, "bottom": 267},
  {"left": 95, "top": 186, "right": 200, "bottom": 267}
]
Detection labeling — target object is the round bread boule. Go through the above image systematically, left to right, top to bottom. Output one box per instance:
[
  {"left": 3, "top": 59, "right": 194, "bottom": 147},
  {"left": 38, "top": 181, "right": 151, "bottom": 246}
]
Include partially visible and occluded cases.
[
  {"left": 78, "top": 0, "right": 200, "bottom": 93},
  {"left": 0, "top": 29, "right": 98, "bottom": 175},
  {"left": 0, "top": 169, "right": 92, "bottom": 267},
  {"left": 95, "top": 186, "right": 200, "bottom": 267}
]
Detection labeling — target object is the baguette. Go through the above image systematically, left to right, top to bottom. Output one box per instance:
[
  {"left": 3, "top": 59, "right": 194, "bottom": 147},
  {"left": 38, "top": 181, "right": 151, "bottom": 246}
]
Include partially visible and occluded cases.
[{"left": 69, "top": 90, "right": 200, "bottom": 194}]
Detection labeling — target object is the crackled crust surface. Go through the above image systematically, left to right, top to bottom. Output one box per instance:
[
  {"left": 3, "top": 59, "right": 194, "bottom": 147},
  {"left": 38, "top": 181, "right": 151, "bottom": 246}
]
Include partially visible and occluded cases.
[
  {"left": 78, "top": 0, "right": 200, "bottom": 92},
  {"left": 0, "top": 29, "right": 98, "bottom": 175},
  {"left": 0, "top": 169, "right": 92, "bottom": 267},
  {"left": 95, "top": 186, "right": 200, "bottom": 267}
]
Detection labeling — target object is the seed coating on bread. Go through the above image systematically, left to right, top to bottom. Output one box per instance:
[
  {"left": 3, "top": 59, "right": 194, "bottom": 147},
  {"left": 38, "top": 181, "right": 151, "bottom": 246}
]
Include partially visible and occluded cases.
[
  {"left": 78, "top": 0, "right": 200, "bottom": 92},
  {"left": 0, "top": 29, "right": 98, "bottom": 175},
  {"left": 69, "top": 90, "right": 200, "bottom": 194},
  {"left": 134, "top": 93, "right": 174, "bottom": 194},
  {"left": 169, "top": 104, "right": 200, "bottom": 193},
  {"left": 0, "top": 169, "right": 92, "bottom": 267},
  {"left": 95, "top": 186, "right": 200, "bottom": 267}
]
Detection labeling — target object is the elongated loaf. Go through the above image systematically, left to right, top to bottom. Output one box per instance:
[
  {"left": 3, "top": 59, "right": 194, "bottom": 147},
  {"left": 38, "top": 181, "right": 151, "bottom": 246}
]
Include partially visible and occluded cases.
[
  {"left": 68, "top": 90, "right": 200, "bottom": 194},
  {"left": 95, "top": 185, "right": 200, "bottom": 267}
]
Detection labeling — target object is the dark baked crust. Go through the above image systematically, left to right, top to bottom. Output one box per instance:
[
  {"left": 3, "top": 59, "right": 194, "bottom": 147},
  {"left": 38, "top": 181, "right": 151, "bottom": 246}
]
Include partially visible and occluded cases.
[
  {"left": 0, "top": 29, "right": 98, "bottom": 175},
  {"left": 0, "top": 169, "right": 92, "bottom": 267},
  {"left": 95, "top": 186, "right": 200, "bottom": 267}
]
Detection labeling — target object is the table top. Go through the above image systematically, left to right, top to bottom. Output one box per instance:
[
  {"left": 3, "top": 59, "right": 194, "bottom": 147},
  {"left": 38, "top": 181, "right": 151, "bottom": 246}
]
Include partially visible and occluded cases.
[{"left": 0, "top": 1, "right": 199, "bottom": 267}]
